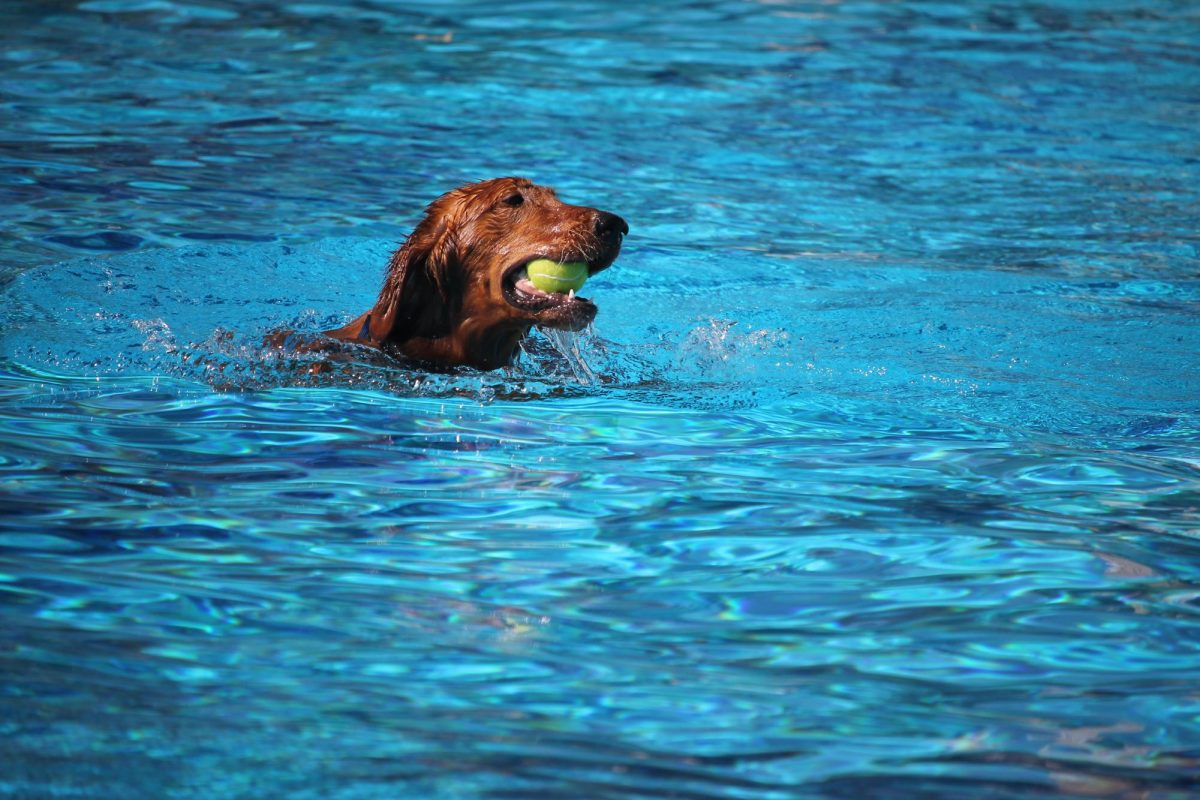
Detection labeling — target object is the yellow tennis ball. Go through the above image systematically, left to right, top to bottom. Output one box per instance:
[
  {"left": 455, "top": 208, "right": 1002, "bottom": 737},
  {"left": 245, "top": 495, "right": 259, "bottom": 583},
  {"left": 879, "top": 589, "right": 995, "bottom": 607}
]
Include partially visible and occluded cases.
[{"left": 527, "top": 259, "right": 588, "bottom": 293}]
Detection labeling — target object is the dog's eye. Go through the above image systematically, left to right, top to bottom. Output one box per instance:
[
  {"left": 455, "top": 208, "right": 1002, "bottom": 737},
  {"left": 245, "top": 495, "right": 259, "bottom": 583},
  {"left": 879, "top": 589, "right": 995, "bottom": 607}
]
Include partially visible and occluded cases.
[{"left": 502, "top": 192, "right": 524, "bottom": 207}]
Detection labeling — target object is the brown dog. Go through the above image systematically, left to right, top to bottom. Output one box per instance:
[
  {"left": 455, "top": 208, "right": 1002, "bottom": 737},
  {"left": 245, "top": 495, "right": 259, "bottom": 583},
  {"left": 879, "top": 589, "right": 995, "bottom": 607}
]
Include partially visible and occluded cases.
[{"left": 325, "top": 177, "right": 627, "bottom": 370}]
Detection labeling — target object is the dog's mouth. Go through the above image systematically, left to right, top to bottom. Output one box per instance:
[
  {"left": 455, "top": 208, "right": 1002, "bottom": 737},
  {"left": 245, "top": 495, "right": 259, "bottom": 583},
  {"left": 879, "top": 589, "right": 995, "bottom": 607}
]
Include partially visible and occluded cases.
[{"left": 502, "top": 257, "right": 601, "bottom": 331}]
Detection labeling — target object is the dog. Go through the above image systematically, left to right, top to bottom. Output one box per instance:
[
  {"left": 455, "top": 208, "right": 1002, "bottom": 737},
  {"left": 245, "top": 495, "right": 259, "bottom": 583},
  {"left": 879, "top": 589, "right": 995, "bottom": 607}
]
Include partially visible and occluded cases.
[{"left": 325, "top": 177, "right": 627, "bottom": 370}]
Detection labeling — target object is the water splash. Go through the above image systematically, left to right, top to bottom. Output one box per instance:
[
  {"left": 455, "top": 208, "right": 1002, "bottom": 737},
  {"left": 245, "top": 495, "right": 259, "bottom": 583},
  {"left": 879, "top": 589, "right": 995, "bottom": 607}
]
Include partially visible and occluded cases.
[
  {"left": 672, "top": 318, "right": 795, "bottom": 379},
  {"left": 535, "top": 325, "right": 599, "bottom": 385}
]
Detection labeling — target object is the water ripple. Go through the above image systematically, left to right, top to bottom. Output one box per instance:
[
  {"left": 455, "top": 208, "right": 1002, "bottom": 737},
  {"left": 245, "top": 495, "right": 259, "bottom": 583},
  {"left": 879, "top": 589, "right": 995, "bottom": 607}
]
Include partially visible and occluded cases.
[{"left": 3, "top": 0, "right": 1200, "bottom": 797}]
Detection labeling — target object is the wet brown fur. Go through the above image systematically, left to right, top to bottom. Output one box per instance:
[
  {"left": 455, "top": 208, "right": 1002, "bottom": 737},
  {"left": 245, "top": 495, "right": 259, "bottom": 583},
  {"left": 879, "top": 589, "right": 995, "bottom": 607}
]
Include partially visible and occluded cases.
[{"left": 324, "top": 177, "right": 627, "bottom": 370}]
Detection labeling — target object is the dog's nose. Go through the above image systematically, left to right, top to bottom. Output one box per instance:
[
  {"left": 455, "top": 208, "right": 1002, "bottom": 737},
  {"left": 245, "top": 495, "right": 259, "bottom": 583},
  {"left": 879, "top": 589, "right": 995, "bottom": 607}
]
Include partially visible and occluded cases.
[{"left": 594, "top": 210, "right": 629, "bottom": 238}]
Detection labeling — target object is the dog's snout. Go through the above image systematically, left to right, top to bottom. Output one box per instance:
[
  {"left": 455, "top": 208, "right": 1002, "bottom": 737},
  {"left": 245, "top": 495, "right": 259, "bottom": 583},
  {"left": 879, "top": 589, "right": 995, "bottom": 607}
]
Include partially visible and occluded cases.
[{"left": 594, "top": 210, "right": 629, "bottom": 238}]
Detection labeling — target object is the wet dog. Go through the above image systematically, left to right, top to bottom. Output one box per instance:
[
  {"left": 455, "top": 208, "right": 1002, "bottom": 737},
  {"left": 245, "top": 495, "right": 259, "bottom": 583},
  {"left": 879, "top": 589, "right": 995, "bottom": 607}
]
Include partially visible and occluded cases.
[{"left": 325, "top": 177, "right": 627, "bottom": 370}]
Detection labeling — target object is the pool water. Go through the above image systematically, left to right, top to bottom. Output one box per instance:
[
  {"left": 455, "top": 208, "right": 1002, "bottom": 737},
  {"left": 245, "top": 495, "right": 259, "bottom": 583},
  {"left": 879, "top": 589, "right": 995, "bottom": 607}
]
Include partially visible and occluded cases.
[{"left": 2, "top": 1, "right": 1199, "bottom": 798}]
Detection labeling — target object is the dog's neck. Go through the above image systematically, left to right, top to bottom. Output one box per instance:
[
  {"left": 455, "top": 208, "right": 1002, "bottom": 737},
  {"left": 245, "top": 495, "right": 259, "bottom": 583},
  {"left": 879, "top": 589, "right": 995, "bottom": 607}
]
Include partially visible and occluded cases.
[
  {"left": 329, "top": 308, "right": 529, "bottom": 371},
  {"left": 395, "top": 320, "right": 530, "bottom": 371}
]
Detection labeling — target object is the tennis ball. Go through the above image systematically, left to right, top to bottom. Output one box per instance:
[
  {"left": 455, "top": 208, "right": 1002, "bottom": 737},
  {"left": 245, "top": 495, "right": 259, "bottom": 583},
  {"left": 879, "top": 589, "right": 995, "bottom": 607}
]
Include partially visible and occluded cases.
[{"left": 527, "top": 259, "right": 588, "bottom": 294}]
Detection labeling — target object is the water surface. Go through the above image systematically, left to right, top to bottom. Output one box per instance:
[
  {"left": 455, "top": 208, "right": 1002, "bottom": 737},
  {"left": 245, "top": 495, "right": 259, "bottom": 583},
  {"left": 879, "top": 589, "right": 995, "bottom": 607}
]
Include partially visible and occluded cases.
[{"left": 2, "top": 2, "right": 1199, "bottom": 798}]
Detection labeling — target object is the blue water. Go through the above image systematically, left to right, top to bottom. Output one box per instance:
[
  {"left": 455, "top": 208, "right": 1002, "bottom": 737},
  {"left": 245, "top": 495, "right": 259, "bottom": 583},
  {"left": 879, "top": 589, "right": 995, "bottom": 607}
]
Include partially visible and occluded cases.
[{"left": 3, "top": 1, "right": 1200, "bottom": 798}]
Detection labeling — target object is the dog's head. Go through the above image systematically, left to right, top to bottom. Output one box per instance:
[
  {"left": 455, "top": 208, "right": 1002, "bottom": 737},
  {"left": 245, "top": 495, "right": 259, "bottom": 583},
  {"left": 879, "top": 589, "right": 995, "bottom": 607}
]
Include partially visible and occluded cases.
[{"left": 342, "top": 177, "right": 627, "bottom": 369}]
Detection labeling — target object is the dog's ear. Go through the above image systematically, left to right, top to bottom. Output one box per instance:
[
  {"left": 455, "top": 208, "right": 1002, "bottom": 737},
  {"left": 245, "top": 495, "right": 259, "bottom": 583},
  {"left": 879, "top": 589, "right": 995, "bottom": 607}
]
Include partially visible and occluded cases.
[{"left": 360, "top": 205, "right": 465, "bottom": 344}]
